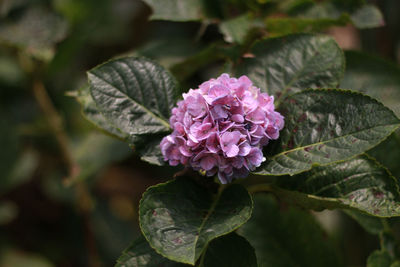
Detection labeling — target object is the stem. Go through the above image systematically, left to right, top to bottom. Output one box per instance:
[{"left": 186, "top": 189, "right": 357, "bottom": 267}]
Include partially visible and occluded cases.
[
  {"left": 32, "top": 79, "right": 100, "bottom": 266},
  {"left": 32, "top": 80, "right": 80, "bottom": 183}
]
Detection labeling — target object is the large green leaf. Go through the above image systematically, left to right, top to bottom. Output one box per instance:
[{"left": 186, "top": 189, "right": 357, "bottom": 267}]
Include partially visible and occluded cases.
[
  {"left": 142, "top": 0, "right": 206, "bottom": 21},
  {"left": 235, "top": 34, "right": 344, "bottom": 104},
  {"left": 341, "top": 51, "right": 400, "bottom": 118},
  {"left": 88, "top": 57, "right": 178, "bottom": 141},
  {"left": 255, "top": 89, "right": 400, "bottom": 176},
  {"left": 273, "top": 155, "right": 400, "bottom": 217},
  {"left": 139, "top": 178, "right": 253, "bottom": 265},
  {"left": 238, "top": 194, "right": 340, "bottom": 267},
  {"left": 117, "top": 233, "right": 257, "bottom": 267}
]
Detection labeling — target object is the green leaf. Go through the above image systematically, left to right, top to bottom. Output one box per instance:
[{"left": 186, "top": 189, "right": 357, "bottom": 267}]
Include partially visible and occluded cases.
[
  {"left": 142, "top": 0, "right": 206, "bottom": 21},
  {"left": 302, "top": 3, "right": 384, "bottom": 29},
  {"left": 350, "top": 5, "right": 385, "bottom": 29},
  {"left": 0, "top": 6, "right": 68, "bottom": 61},
  {"left": 219, "top": 14, "right": 262, "bottom": 44},
  {"left": 265, "top": 16, "right": 348, "bottom": 37},
  {"left": 236, "top": 34, "right": 344, "bottom": 104},
  {"left": 341, "top": 51, "right": 400, "bottom": 118},
  {"left": 88, "top": 56, "right": 178, "bottom": 143},
  {"left": 73, "top": 85, "right": 128, "bottom": 140},
  {"left": 74, "top": 85, "right": 166, "bottom": 166},
  {"left": 255, "top": 89, "right": 400, "bottom": 176},
  {"left": 70, "top": 133, "right": 132, "bottom": 181},
  {"left": 138, "top": 137, "right": 165, "bottom": 166},
  {"left": 274, "top": 155, "right": 400, "bottom": 217},
  {"left": 139, "top": 178, "right": 253, "bottom": 265},
  {"left": 238, "top": 194, "right": 340, "bottom": 267},
  {"left": 344, "top": 210, "right": 384, "bottom": 235},
  {"left": 117, "top": 233, "right": 257, "bottom": 267},
  {"left": 198, "top": 233, "right": 257, "bottom": 267},
  {"left": 116, "top": 235, "right": 189, "bottom": 267},
  {"left": 367, "top": 250, "right": 393, "bottom": 267}
]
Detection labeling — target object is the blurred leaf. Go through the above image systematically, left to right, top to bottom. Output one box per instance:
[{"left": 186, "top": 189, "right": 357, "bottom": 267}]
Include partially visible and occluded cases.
[
  {"left": 0, "top": 0, "right": 30, "bottom": 17},
  {"left": 142, "top": 0, "right": 206, "bottom": 21},
  {"left": 303, "top": 3, "right": 384, "bottom": 29},
  {"left": 350, "top": 5, "right": 385, "bottom": 29},
  {"left": 0, "top": 6, "right": 68, "bottom": 61},
  {"left": 219, "top": 14, "right": 262, "bottom": 44},
  {"left": 266, "top": 16, "right": 348, "bottom": 37},
  {"left": 236, "top": 34, "right": 344, "bottom": 104},
  {"left": 135, "top": 38, "right": 203, "bottom": 68},
  {"left": 341, "top": 51, "right": 400, "bottom": 118},
  {"left": 0, "top": 53, "right": 26, "bottom": 87},
  {"left": 88, "top": 57, "right": 178, "bottom": 142},
  {"left": 255, "top": 89, "right": 400, "bottom": 176},
  {"left": 70, "top": 132, "right": 132, "bottom": 181},
  {"left": 3, "top": 149, "right": 39, "bottom": 194},
  {"left": 273, "top": 155, "right": 400, "bottom": 217},
  {"left": 139, "top": 178, "right": 253, "bottom": 265},
  {"left": 238, "top": 194, "right": 340, "bottom": 267},
  {"left": 0, "top": 201, "right": 18, "bottom": 225},
  {"left": 344, "top": 210, "right": 384, "bottom": 235},
  {"left": 199, "top": 233, "right": 257, "bottom": 267},
  {"left": 0, "top": 249, "right": 54, "bottom": 267},
  {"left": 367, "top": 250, "right": 392, "bottom": 267}
]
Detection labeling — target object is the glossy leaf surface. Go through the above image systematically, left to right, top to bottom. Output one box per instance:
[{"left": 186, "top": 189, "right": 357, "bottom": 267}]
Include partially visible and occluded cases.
[
  {"left": 236, "top": 34, "right": 344, "bottom": 103},
  {"left": 88, "top": 57, "right": 178, "bottom": 141},
  {"left": 255, "top": 89, "right": 400, "bottom": 175},
  {"left": 275, "top": 155, "right": 400, "bottom": 217},
  {"left": 139, "top": 178, "right": 252, "bottom": 265},
  {"left": 117, "top": 233, "right": 256, "bottom": 267}
]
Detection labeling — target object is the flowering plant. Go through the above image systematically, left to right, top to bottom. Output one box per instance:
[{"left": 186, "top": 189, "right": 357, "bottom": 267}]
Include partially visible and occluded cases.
[{"left": 79, "top": 3, "right": 400, "bottom": 266}]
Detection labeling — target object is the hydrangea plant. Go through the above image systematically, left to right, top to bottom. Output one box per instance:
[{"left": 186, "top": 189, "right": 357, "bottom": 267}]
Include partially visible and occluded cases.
[{"left": 75, "top": 2, "right": 400, "bottom": 267}]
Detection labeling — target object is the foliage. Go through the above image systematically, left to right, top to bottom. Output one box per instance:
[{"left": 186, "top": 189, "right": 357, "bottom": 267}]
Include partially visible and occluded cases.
[{"left": 2, "top": 0, "right": 400, "bottom": 266}]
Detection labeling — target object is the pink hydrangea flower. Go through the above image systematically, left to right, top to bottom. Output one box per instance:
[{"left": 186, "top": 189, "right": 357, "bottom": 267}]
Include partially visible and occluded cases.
[{"left": 160, "top": 74, "right": 284, "bottom": 184}]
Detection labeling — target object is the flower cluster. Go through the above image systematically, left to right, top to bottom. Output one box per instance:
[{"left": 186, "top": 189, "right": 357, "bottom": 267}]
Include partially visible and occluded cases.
[{"left": 160, "top": 73, "right": 284, "bottom": 184}]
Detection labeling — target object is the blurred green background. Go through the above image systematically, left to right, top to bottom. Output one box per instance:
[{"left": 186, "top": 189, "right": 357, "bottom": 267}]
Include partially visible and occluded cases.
[{"left": 1, "top": 0, "right": 400, "bottom": 266}]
